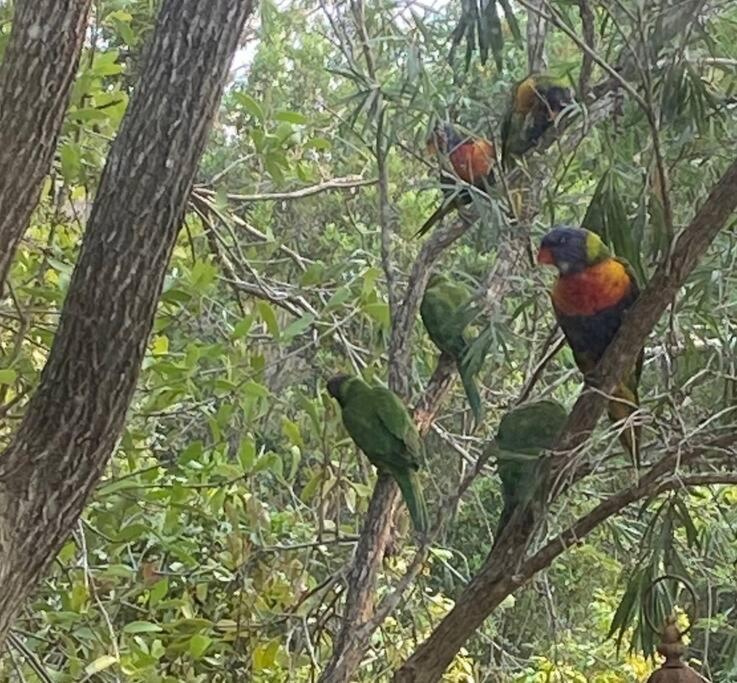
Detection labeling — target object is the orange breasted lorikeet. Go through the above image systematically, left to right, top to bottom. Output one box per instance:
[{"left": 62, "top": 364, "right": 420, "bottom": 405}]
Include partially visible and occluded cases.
[
  {"left": 501, "top": 74, "right": 574, "bottom": 168},
  {"left": 415, "top": 123, "right": 496, "bottom": 237},
  {"left": 537, "top": 226, "right": 643, "bottom": 465},
  {"left": 420, "top": 273, "right": 483, "bottom": 426},
  {"left": 327, "top": 374, "right": 430, "bottom": 533}
]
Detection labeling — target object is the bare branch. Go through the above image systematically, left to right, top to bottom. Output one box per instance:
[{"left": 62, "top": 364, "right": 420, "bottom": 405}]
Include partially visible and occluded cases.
[
  {"left": 526, "top": 0, "right": 548, "bottom": 73},
  {"left": 195, "top": 175, "right": 377, "bottom": 202}
]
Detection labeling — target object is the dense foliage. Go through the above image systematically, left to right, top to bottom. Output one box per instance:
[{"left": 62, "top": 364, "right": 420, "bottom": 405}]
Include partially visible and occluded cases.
[{"left": 1, "top": 0, "right": 736, "bottom": 681}]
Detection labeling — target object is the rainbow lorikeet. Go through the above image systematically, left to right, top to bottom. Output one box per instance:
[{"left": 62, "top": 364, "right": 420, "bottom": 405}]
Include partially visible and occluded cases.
[
  {"left": 501, "top": 74, "right": 573, "bottom": 168},
  {"left": 415, "top": 123, "right": 496, "bottom": 237},
  {"left": 537, "top": 226, "right": 643, "bottom": 465},
  {"left": 420, "top": 273, "right": 483, "bottom": 426},
  {"left": 326, "top": 374, "right": 430, "bottom": 533},
  {"left": 493, "top": 399, "right": 568, "bottom": 542}
]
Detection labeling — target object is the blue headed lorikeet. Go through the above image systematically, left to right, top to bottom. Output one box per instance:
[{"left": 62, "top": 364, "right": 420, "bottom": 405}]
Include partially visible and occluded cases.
[
  {"left": 501, "top": 74, "right": 574, "bottom": 168},
  {"left": 415, "top": 123, "right": 496, "bottom": 237},
  {"left": 537, "top": 226, "right": 643, "bottom": 465},
  {"left": 420, "top": 273, "right": 483, "bottom": 426},
  {"left": 327, "top": 374, "right": 430, "bottom": 534},
  {"left": 493, "top": 400, "right": 568, "bottom": 544}
]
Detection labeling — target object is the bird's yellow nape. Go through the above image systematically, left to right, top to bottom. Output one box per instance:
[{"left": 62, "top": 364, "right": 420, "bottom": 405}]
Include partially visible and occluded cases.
[
  {"left": 515, "top": 77, "right": 539, "bottom": 112},
  {"left": 584, "top": 230, "right": 610, "bottom": 263}
]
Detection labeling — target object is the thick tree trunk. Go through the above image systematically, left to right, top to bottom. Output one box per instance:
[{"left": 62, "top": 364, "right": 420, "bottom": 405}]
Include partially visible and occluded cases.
[
  {"left": 0, "top": 0, "right": 255, "bottom": 646},
  {"left": 0, "top": 0, "right": 92, "bottom": 292}
]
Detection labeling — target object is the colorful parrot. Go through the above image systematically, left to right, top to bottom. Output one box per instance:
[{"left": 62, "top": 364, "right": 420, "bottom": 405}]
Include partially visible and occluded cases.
[
  {"left": 501, "top": 74, "right": 574, "bottom": 168},
  {"left": 415, "top": 123, "right": 496, "bottom": 237},
  {"left": 537, "top": 226, "right": 643, "bottom": 465},
  {"left": 420, "top": 273, "right": 483, "bottom": 426},
  {"left": 326, "top": 374, "right": 430, "bottom": 533},
  {"left": 493, "top": 399, "right": 568, "bottom": 542}
]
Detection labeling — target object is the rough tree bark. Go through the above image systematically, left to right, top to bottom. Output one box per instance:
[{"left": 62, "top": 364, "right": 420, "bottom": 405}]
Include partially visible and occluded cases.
[
  {"left": 0, "top": 0, "right": 255, "bottom": 646},
  {"left": 0, "top": 0, "right": 93, "bottom": 292},
  {"left": 393, "top": 157, "right": 737, "bottom": 682}
]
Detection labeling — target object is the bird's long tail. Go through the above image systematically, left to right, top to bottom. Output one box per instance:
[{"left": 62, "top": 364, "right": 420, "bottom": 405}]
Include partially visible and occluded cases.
[
  {"left": 414, "top": 200, "right": 456, "bottom": 238},
  {"left": 457, "top": 357, "right": 482, "bottom": 428},
  {"left": 608, "top": 381, "right": 641, "bottom": 469},
  {"left": 394, "top": 469, "right": 430, "bottom": 534},
  {"left": 492, "top": 501, "right": 534, "bottom": 552}
]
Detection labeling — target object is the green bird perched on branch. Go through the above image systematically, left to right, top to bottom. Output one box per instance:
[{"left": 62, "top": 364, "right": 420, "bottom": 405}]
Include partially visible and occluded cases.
[
  {"left": 420, "top": 273, "right": 484, "bottom": 427},
  {"left": 326, "top": 374, "right": 430, "bottom": 534},
  {"left": 492, "top": 400, "right": 568, "bottom": 547}
]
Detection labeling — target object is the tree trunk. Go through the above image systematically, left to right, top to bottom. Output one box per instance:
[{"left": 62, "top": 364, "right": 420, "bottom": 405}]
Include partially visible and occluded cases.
[
  {"left": 0, "top": 0, "right": 255, "bottom": 646},
  {"left": 0, "top": 0, "right": 92, "bottom": 292}
]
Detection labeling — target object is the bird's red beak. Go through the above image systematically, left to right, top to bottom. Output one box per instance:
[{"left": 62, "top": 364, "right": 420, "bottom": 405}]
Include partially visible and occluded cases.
[{"left": 537, "top": 247, "right": 554, "bottom": 265}]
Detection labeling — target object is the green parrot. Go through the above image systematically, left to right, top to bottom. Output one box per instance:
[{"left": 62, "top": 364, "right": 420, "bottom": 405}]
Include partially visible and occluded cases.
[
  {"left": 500, "top": 73, "right": 574, "bottom": 168},
  {"left": 420, "top": 273, "right": 483, "bottom": 426},
  {"left": 326, "top": 374, "right": 430, "bottom": 534},
  {"left": 492, "top": 400, "right": 568, "bottom": 545}
]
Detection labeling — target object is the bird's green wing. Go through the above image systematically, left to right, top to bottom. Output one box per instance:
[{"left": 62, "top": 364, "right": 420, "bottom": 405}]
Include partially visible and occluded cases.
[
  {"left": 421, "top": 277, "right": 472, "bottom": 357},
  {"left": 370, "top": 386, "right": 423, "bottom": 466},
  {"left": 496, "top": 399, "right": 568, "bottom": 454},
  {"left": 496, "top": 399, "right": 567, "bottom": 506},
  {"left": 493, "top": 400, "right": 568, "bottom": 538}
]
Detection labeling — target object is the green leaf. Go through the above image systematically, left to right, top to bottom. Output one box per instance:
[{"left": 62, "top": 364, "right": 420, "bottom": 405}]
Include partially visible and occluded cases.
[
  {"left": 91, "top": 50, "right": 123, "bottom": 76},
  {"left": 234, "top": 92, "right": 265, "bottom": 121},
  {"left": 68, "top": 107, "right": 111, "bottom": 122},
  {"left": 275, "top": 110, "right": 308, "bottom": 124},
  {"left": 305, "top": 136, "right": 331, "bottom": 151},
  {"left": 60, "top": 143, "right": 81, "bottom": 184},
  {"left": 189, "top": 260, "right": 219, "bottom": 292},
  {"left": 325, "top": 286, "right": 351, "bottom": 310},
  {"left": 257, "top": 301, "right": 280, "bottom": 338},
  {"left": 363, "top": 302, "right": 390, "bottom": 328},
  {"left": 282, "top": 313, "right": 315, "bottom": 340},
  {"left": 232, "top": 315, "right": 254, "bottom": 340},
  {"left": 151, "top": 335, "right": 169, "bottom": 356},
  {"left": 0, "top": 368, "right": 16, "bottom": 385},
  {"left": 243, "top": 381, "right": 270, "bottom": 399},
  {"left": 282, "top": 419, "right": 303, "bottom": 447},
  {"left": 239, "top": 438, "right": 256, "bottom": 472},
  {"left": 179, "top": 441, "right": 204, "bottom": 467},
  {"left": 300, "top": 471, "right": 322, "bottom": 503},
  {"left": 116, "top": 523, "right": 149, "bottom": 542},
  {"left": 149, "top": 578, "right": 169, "bottom": 607},
  {"left": 123, "top": 621, "right": 163, "bottom": 634},
  {"left": 189, "top": 634, "right": 212, "bottom": 659},
  {"left": 252, "top": 639, "right": 280, "bottom": 671},
  {"left": 84, "top": 655, "right": 118, "bottom": 675}
]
